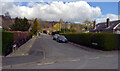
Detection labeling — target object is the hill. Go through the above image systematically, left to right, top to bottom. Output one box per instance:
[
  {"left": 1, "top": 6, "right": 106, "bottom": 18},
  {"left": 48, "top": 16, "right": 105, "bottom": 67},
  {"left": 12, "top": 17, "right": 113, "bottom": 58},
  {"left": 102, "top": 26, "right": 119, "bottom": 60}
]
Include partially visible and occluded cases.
[
  {"left": 0, "top": 15, "right": 58, "bottom": 31},
  {"left": 0, "top": 16, "right": 83, "bottom": 32}
]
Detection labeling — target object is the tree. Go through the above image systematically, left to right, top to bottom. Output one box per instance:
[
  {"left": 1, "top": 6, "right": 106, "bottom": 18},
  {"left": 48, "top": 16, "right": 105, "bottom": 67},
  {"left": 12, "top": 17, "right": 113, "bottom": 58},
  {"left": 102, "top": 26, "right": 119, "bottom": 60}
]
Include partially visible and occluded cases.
[
  {"left": 11, "top": 17, "right": 30, "bottom": 31},
  {"left": 31, "top": 18, "right": 40, "bottom": 35},
  {"left": 59, "top": 19, "right": 63, "bottom": 31},
  {"left": 83, "top": 19, "right": 93, "bottom": 31},
  {"left": 53, "top": 23, "right": 61, "bottom": 31},
  {"left": 70, "top": 24, "right": 74, "bottom": 29},
  {"left": 78, "top": 24, "right": 86, "bottom": 32},
  {"left": 43, "top": 25, "right": 47, "bottom": 29}
]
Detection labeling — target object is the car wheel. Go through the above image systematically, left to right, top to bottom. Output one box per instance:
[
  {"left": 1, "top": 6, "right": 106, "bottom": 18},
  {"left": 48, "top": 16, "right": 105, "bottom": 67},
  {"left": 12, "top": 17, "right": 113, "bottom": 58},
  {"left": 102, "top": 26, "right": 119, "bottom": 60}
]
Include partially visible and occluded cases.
[
  {"left": 53, "top": 38, "right": 55, "bottom": 40},
  {"left": 59, "top": 41, "right": 61, "bottom": 43}
]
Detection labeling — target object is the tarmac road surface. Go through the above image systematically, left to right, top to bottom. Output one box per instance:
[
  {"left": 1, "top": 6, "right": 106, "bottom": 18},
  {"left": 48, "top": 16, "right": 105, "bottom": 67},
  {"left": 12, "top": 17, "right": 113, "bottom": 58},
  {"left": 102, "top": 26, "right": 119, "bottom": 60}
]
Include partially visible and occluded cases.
[{"left": 3, "top": 33, "right": 118, "bottom": 69}]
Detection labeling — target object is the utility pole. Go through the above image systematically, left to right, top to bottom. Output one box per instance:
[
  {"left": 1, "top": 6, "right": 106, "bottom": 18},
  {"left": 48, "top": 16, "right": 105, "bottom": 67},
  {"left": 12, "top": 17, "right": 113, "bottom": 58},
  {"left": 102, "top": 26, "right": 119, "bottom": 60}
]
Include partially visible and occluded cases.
[
  {"left": 59, "top": 19, "right": 63, "bottom": 32},
  {"left": 64, "top": 22, "right": 65, "bottom": 34},
  {"left": 64, "top": 22, "right": 67, "bottom": 34}
]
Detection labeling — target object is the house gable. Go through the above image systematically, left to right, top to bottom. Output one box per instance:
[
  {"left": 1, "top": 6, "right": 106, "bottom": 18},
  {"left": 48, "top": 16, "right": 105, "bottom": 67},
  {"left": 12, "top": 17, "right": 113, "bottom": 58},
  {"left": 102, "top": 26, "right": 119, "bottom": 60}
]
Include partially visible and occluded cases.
[
  {"left": 89, "top": 20, "right": 120, "bottom": 33},
  {"left": 113, "top": 23, "right": 120, "bottom": 30}
]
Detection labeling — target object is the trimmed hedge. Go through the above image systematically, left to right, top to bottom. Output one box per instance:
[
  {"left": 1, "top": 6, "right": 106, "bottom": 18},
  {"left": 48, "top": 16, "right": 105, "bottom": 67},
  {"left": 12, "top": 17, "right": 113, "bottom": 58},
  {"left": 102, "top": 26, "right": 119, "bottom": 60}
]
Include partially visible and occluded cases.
[
  {"left": 0, "top": 31, "right": 1, "bottom": 55},
  {"left": 2, "top": 31, "right": 14, "bottom": 55},
  {"left": 2, "top": 31, "right": 31, "bottom": 56},
  {"left": 10, "top": 31, "right": 30, "bottom": 46},
  {"left": 52, "top": 31, "right": 60, "bottom": 36},
  {"left": 61, "top": 33, "right": 120, "bottom": 51}
]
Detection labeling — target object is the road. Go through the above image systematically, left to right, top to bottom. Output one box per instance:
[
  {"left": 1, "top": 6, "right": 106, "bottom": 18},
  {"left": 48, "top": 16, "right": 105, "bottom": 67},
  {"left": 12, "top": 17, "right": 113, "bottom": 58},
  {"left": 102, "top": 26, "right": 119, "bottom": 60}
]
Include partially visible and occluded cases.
[
  {"left": 3, "top": 34, "right": 118, "bottom": 69},
  {"left": 2, "top": 37, "right": 43, "bottom": 66}
]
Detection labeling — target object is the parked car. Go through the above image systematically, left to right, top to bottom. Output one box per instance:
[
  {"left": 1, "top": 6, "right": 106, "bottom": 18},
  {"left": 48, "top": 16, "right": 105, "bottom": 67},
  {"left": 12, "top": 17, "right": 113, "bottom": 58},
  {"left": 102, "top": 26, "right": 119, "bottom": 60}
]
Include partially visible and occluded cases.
[
  {"left": 53, "top": 34, "right": 60, "bottom": 40},
  {"left": 56, "top": 35, "right": 68, "bottom": 43}
]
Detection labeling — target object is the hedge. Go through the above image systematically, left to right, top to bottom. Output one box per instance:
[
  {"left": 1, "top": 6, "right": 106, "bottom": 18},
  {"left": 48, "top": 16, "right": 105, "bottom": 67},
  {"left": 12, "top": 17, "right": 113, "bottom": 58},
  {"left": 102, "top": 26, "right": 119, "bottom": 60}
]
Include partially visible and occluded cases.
[
  {"left": 0, "top": 31, "right": 2, "bottom": 55},
  {"left": 2, "top": 31, "right": 14, "bottom": 55},
  {"left": 2, "top": 31, "right": 31, "bottom": 56},
  {"left": 9, "top": 31, "right": 30, "bottom": 47},
  {"left": 61, "top": 33, "right": 120, "bottom": 51}
]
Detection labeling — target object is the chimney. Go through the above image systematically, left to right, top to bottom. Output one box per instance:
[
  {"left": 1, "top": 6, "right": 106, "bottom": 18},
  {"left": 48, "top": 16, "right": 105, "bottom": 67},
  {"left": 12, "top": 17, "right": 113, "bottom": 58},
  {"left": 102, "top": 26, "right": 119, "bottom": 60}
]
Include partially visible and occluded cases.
[
  {"left": 106, "top": 18, "right": 110, "bottom": 27},
  {"left": 93, "top": 20, "right": 96, "bottom": 29}
]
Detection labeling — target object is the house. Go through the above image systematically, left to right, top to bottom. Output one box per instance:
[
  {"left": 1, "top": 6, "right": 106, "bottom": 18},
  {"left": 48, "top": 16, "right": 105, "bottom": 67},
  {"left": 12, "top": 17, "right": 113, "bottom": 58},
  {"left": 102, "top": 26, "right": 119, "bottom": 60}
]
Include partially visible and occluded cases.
[
  {"left": 0, "top": 15, "right": 14, "bottom": 31},
  {"left": 89, "top": 18, "right": 120, "bottom": 34},
  {"left": 65, "top": 22, "right": 71, "bottom": 29}
]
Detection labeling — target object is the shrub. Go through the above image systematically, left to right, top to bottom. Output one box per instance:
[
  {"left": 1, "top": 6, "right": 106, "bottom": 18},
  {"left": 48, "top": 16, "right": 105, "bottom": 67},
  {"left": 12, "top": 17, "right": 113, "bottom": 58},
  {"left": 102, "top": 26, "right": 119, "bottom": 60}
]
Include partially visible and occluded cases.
[
  {"left": 60, "top": 28, "right": 77, "bottom": 33},
  {"left": 2, "top": 31, "right": 14, "bottom": 55},
  {"left": 2, "top": 31, "right": 31, "bottom": 56},
  {"left": 52, "top": 31, "right": 60, "bottom": 35},
  {"left": 0, "top": 32, "right": 1, "bottom": 55},
  {"left": 29, "top": 32, "right": 33, "bottom": 38},
  {"left": 61, "top": 33, "right": 120, "bottom": 51},
  {"left": 91, "top": 33, "right": 118, "bottom": 50}
]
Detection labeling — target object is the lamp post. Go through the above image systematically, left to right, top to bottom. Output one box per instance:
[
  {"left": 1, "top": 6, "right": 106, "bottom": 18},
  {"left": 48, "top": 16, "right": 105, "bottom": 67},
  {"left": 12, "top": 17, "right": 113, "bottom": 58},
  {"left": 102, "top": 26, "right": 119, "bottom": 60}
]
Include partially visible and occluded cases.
[{"left": 64, "top": 22, "right": 65, "bottom": 34}]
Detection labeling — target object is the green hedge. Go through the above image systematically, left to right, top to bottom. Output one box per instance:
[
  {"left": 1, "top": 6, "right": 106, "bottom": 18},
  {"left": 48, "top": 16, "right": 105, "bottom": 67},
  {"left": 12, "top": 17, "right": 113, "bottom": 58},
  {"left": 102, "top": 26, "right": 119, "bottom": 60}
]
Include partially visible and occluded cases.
[
  {"left": 0, "top": 31, "right": 1, "bottom": 55},
  {"left": 2, "top": 31, "right": 14, "bottom": 55},
  {"left": 61, "top": 33, "right": 120, "bottom": 51}
]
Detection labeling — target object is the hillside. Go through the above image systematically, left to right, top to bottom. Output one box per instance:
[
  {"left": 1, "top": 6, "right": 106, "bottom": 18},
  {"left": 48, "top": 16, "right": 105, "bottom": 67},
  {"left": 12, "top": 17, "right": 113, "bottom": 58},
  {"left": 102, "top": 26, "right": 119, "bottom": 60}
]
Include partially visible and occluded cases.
[
  {"left": 0, "top": 15, "right": 58, "bottom": 31},
  {"left": 1, "top": 16, "right": 82, "bottom": 32}
]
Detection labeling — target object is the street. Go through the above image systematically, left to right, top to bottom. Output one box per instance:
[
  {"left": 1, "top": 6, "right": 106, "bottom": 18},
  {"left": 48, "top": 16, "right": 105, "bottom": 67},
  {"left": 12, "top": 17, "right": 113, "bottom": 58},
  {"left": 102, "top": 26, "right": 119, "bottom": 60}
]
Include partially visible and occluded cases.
[{"left": 3, "top": 34, "right": 118, "bottom": 69}]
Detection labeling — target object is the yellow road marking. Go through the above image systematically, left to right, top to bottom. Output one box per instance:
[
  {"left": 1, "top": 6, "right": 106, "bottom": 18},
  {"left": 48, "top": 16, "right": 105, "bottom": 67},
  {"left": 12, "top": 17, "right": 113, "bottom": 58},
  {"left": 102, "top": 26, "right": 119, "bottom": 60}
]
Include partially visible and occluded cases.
[{"left": 40, "top": 36, "right": 46, "bottom": 59}]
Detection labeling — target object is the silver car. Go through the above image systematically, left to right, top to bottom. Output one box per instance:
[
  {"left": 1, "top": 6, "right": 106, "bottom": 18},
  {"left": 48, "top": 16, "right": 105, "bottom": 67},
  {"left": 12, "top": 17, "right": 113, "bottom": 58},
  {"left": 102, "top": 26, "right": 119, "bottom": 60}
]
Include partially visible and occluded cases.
[{"left": 56, "top": 36, "right": 68, "bottom": 43}]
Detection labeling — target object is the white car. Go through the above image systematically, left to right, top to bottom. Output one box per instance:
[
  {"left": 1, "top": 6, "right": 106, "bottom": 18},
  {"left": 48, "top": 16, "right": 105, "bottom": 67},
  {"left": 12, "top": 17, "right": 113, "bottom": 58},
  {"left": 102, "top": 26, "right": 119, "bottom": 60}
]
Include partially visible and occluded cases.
[{"left": 53, "top": 34, "right": 60, "bottom": 40}]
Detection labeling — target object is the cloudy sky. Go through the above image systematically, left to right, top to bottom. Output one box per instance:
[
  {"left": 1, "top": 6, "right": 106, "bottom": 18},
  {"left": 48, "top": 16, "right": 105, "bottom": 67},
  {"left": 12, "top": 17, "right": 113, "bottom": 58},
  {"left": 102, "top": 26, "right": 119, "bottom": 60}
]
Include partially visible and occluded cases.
[{"left": 0, "top": 0, "right": 119, "bottom": 23}]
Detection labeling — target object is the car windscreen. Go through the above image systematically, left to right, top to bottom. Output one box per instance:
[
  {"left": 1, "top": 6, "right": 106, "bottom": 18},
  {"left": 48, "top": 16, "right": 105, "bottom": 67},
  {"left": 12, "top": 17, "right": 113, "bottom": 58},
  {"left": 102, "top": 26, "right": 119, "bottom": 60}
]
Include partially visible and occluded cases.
[
  {"left": 55, "top": 34, "right": 59, "bottom": 36},
  {"left": 59, "top": 36, "right": 65, "bottom": 39}
]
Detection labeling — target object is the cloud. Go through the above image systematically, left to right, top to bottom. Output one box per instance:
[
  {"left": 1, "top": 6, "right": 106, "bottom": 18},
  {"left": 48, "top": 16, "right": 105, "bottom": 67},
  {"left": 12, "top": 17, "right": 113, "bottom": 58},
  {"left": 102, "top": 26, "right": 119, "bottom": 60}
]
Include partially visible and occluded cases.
[
  {"left": 1, "top": 0, "right": 44, "bottom": 2},
  {"left": 1, "top": 0, "right": 119, "bottom": 2},
  {"left": 1, "top": 0, "right": 14, "bottom": 2},
  {"left": 1, "top": 1, "right": 103, "bottom": 22},
  {"left": 1, "top": 1, "right": 118, "bottom": 23},
  {"left": 2, "top": 1, "right": 119, "bottom": 23},
  {"left": 0, "top": 2, "right": 14, "bottom": 15},
  {"left": 96, "top": 14, "right": 119, "bottom": 23}
]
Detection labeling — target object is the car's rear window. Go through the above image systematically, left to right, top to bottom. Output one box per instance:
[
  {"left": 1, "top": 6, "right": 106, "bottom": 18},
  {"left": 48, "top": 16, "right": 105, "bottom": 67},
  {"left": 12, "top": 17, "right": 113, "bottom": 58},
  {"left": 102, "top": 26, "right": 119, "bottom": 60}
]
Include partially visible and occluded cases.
[{"left": 59, "top": 36, "right": 65, "bottom": 38}]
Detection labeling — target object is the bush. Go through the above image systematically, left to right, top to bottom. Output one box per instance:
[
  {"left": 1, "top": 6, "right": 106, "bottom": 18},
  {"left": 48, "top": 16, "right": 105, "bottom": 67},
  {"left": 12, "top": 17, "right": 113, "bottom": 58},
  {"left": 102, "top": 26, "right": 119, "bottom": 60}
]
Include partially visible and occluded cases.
[
  {"left": 60, "top": 28, "right": 77, "bottom": 33},
  {"left": 0, "top": 31, "right": 1, "bottom": 55},
  {"left": 2, "top": 31, "right": 14, "bottom": 55},
  {"left": 2, "top": 31, "right": 31, "bottom": 56},
  {"left": 52, "top": 31, "right": 60, "bottom": 36},
  {"left": 29, "top": 32, "right": 33, "bottom": 38},
  {"left": 61, "top": 33, "right": 120, "bottom": 51},
  {"left": 91, "top": 33, "right": 119, "bottom": 50}
]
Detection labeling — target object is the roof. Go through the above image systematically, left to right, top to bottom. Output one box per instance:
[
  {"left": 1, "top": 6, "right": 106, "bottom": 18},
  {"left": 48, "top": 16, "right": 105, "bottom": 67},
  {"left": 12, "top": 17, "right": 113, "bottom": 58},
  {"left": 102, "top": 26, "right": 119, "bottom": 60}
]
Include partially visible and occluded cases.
[{"left": 90, "top": 20, "right": 120, "bottom": 32}]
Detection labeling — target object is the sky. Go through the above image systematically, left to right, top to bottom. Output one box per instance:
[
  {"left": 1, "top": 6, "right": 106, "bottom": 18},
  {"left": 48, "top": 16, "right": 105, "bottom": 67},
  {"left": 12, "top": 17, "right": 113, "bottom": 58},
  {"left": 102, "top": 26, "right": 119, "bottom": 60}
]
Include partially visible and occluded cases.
[
  {"left": 0, "top": 0, "right": 119, "bottom": 24},
  {"left": 88, "top": 2, "right": 118, "bottom": 15}
]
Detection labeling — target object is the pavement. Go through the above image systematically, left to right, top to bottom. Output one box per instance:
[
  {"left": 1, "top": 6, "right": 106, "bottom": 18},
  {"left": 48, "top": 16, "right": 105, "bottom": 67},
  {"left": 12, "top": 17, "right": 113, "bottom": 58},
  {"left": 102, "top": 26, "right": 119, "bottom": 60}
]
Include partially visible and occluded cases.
[
  {"left": 2, "top": 33, "right": 119, "bottom": 69},
  {"left": 2, "top": 36, "right": 44, "bottom": 69},
  {"left": 7, "top": 36, "right": 37, "bottom": 57}
]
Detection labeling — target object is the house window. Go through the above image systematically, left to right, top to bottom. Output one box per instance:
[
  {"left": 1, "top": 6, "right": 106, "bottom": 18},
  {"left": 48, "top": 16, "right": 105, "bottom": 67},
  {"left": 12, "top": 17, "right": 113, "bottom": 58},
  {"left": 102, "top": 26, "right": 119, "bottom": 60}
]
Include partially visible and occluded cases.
[
  {"left": 113, "top": 23, "right": 120, "bottom": 34},
  {"left": 115, "top": 30, "right": 120, "bottom": 34}
]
